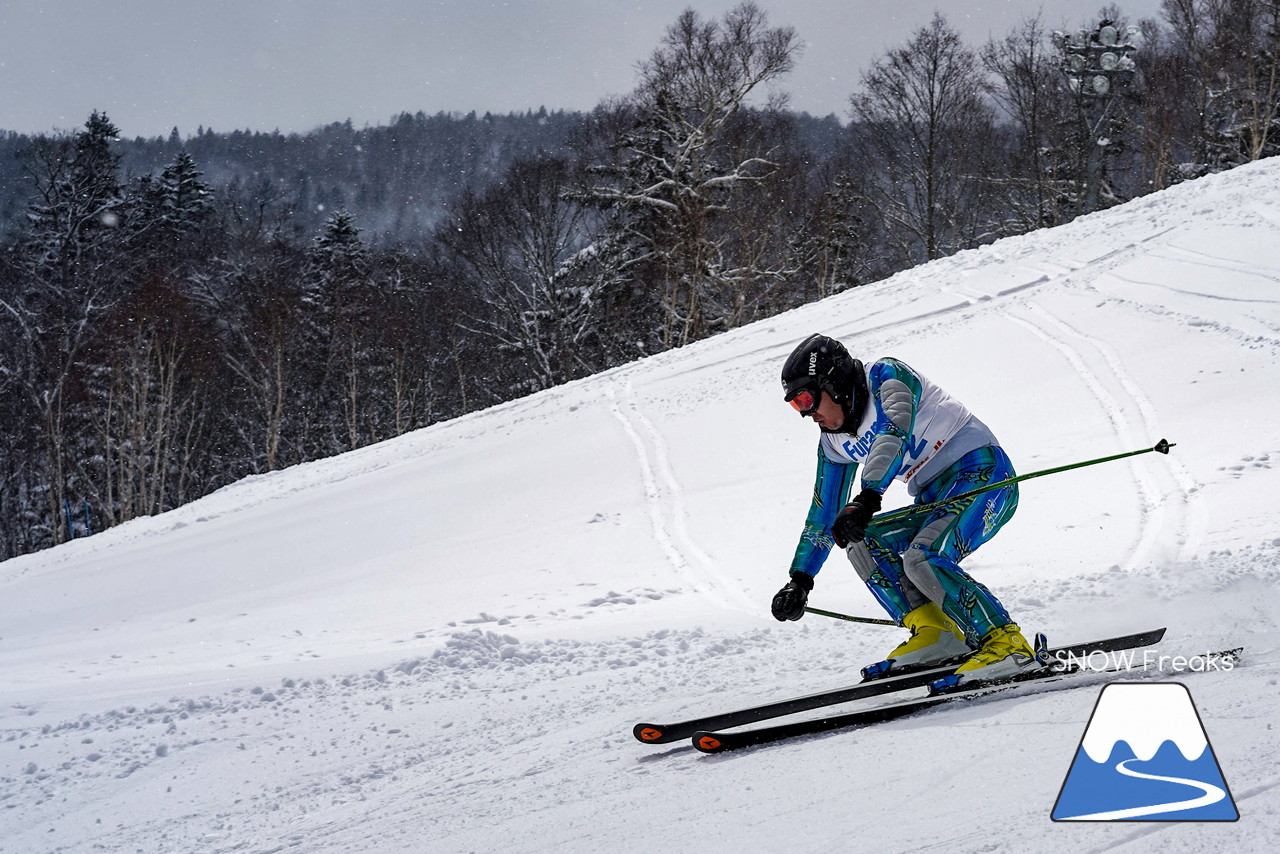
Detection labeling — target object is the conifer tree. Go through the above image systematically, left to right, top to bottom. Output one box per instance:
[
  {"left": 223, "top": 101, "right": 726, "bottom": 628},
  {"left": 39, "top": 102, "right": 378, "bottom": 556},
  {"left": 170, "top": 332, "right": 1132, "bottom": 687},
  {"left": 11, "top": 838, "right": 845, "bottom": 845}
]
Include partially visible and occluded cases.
[
  {"left": 1, "top": 111, "right": 129, "bottom": 546},
  {"left": 158, "top": 150, "right": 213, "bottom": 234}
]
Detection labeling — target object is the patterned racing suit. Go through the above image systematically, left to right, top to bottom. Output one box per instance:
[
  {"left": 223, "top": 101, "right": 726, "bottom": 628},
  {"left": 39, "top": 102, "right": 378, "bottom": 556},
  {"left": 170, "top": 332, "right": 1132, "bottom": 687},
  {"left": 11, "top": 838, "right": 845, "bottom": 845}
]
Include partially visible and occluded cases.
[{"left": 788, "top": 357, "right": 1018, "bottom": 645}]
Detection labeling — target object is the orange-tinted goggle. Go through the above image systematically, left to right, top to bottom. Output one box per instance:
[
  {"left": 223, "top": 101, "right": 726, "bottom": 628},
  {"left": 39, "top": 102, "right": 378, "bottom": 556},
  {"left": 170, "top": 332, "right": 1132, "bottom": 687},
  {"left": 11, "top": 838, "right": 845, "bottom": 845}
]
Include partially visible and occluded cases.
[{"left": 785, "top": 387, "right": 820, "bottom": 416}]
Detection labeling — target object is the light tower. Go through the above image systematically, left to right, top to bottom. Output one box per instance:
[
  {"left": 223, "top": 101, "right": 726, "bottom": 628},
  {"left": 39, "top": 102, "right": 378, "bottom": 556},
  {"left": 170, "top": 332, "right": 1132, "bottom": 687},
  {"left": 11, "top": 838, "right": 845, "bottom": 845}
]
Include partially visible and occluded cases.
[{"left": 1055, "top": 20, "right": 1141, "bottom": 213}]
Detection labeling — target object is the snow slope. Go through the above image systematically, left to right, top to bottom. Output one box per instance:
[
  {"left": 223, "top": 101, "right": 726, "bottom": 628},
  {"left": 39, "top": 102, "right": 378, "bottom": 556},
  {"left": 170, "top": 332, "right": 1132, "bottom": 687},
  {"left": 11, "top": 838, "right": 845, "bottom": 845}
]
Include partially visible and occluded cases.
[{"left": 3, "top": 160, "right": 1280, "bottom": 853}]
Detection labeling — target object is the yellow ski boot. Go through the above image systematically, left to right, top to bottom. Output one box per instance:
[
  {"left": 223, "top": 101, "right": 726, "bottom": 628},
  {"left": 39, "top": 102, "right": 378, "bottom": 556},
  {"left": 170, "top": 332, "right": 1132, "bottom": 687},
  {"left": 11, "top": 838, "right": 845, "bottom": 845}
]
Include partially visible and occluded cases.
[
  {"left": 861, "top": 602, "right": 971, "bottom": 679},
  {"left": 952, "top": 623, "right": 1037, "bottom": 682}
]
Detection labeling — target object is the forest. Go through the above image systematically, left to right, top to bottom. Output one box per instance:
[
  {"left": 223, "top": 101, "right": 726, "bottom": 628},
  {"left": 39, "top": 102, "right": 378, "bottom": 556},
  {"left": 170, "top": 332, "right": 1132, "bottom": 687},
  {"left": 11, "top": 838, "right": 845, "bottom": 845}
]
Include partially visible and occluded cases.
[{"left": 1, "top": 0, "right": 1277, "bottom": 559}]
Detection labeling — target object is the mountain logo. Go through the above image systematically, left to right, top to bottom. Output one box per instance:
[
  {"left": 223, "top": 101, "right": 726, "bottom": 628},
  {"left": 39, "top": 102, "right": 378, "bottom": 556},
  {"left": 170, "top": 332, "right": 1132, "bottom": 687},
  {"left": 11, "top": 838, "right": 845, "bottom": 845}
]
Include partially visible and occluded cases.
[{"left": 1052, "top": 682, "right": 1239, "bottom": 822}]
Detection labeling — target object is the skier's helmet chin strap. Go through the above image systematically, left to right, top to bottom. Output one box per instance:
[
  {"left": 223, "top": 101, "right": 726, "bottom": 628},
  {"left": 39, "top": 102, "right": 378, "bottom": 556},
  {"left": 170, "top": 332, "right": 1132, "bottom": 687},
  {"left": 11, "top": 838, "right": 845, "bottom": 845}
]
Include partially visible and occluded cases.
[{"left": 838, "top": 359, "right": 867, "bottom": 433}]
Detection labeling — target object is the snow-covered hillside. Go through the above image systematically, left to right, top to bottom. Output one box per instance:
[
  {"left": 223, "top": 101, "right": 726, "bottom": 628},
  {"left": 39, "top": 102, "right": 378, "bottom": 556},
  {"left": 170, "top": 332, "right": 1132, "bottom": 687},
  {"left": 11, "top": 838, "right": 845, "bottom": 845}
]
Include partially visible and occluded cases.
[{"left": 3, "top": 160, "right": 1279, "bottom": 853}]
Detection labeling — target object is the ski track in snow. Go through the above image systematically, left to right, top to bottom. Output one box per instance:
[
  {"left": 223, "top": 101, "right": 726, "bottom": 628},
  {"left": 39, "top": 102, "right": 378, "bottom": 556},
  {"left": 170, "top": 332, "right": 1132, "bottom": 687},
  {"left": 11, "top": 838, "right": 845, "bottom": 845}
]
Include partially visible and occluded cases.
[
  {"left": 1147, "top": 243, "right": 1280, "bottom": 294},
  {"left": 1025, "top": 301, "right": 1202, "bottom": 563},
  {"left": 1002, "top": 304, "right": 1193, "bottom": 573},
  {"left": 605, "top": 381, "right": 751, "bottom": 612},
  {"left": 628, "top": 394, "right": 755, "bottom": 613}
]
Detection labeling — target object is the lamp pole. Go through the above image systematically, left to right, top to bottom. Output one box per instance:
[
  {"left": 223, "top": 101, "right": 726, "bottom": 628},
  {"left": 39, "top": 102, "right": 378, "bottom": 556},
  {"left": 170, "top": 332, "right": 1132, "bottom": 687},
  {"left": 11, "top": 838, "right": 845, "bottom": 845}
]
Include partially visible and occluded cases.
[{"left": 1055, "top": 20, "right": 1140, "bottom": 214}]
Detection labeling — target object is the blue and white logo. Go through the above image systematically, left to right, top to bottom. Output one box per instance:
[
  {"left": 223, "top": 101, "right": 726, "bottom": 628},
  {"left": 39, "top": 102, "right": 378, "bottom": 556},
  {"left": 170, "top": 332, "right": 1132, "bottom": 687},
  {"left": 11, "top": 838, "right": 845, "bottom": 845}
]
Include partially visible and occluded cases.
[{"left": 1052, "top": 682, "right": 1238, "bottom": 822}]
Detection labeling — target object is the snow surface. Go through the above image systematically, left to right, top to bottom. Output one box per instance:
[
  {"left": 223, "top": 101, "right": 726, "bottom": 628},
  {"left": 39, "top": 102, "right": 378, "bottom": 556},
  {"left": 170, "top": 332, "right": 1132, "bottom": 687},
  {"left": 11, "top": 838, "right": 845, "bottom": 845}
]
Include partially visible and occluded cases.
[{"left": 3, "top": 160, "right": 1280, "bottom": 852}]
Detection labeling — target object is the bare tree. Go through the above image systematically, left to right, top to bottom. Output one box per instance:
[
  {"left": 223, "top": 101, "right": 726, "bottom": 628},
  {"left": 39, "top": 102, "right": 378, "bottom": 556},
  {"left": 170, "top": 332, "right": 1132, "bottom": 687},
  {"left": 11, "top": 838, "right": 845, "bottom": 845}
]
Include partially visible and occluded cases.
[
  {"left": 1161, "top": 0, "right": 1280, "bottom": 170},
  {"left": 582, "top": 2, "right": 801, "bottom": 347},
  {"left": 850, "top": 13, "right": 999, "bottom": 263},
  {"left": 983, "top": 14, "right": 1074, "bottom": 228},
  {"left": 1131, "top": 19, "right": 1191, "bottom": 190},
  {"left": 444, "top": 157, "right": 621, "bottom": 392},
  {"left": 192, "top": 234, "right": 308, "bottom": 473},
  {"left": 86, "top": 283, "right": 211, "bottom": 526}
]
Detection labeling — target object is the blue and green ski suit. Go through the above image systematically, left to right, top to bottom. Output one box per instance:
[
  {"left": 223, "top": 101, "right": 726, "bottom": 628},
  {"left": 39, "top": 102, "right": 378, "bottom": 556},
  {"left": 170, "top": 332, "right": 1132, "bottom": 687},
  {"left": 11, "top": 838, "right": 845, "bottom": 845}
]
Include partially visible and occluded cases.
[{"left": 789, "top": 357, "right": 1018, "bottom": 644}]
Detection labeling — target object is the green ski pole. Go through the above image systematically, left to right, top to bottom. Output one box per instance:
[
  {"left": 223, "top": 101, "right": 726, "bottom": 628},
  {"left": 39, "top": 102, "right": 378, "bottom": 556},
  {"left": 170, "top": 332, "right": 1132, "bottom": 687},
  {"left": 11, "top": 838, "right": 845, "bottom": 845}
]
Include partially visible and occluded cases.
[
  {"left": 872, "top": 438, "right": 1176, "bottom": 527},
  {"left": 803, "top": 606, "right": 897, "bottom": 626}
]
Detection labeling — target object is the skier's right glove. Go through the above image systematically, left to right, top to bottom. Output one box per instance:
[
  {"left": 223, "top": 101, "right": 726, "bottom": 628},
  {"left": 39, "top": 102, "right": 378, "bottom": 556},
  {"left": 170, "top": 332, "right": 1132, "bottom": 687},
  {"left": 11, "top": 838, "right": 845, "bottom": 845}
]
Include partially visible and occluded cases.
[
  {"left": 832, "top": 488, "right": 883, "bottom": 548},
  {"left": 771, "top": 572, "right": 814, "bottom": 621}
]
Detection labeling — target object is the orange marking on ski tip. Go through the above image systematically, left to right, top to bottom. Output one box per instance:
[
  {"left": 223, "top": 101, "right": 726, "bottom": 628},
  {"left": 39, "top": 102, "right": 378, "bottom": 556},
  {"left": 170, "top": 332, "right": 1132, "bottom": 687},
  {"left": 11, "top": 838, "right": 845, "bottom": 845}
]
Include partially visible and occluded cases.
[
  {"left": 640, "top": 728, "right": 663, "bottom": 741},
  {"left": 697, "top": 736, "right": 722, "bottom": 751}
]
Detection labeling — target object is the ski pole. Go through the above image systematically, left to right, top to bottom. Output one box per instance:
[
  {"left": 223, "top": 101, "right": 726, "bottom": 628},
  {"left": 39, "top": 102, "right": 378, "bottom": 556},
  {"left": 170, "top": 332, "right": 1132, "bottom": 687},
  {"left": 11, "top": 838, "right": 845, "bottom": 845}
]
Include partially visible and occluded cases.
[
  {"left": 873, "top": 438, "right": 1176, "bottom": 526},
  {"left": 803, "top": 606, "right": 897, "bottom": 626}
]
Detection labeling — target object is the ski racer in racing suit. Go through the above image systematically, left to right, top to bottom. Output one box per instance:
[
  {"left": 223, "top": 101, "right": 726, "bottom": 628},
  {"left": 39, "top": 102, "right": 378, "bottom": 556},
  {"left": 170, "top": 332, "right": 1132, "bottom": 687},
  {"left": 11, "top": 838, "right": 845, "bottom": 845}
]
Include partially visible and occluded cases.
[{"left": 770, "top": 333, "right": 1036, "bottom": 682}]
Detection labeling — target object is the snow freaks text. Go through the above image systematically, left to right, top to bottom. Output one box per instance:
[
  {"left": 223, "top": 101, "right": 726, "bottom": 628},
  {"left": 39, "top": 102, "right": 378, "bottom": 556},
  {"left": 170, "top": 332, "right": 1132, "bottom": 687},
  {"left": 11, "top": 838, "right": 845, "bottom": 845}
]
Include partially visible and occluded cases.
[{"left": 1056, "top": 649, "right": 1237, "bottom": 674}]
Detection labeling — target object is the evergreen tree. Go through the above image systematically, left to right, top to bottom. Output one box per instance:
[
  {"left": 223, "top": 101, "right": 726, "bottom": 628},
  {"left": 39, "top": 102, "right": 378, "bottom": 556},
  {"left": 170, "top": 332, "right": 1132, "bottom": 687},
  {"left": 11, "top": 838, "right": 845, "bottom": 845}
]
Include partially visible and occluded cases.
[
  {"left": 2, "top": 111, "right": 131, "bottom": 547},
  {"left": 157, "top": 150, "right": 213, "bottom": 233},
  {"left": 305, "top": 211, "right": 377, "bottom": 452}
]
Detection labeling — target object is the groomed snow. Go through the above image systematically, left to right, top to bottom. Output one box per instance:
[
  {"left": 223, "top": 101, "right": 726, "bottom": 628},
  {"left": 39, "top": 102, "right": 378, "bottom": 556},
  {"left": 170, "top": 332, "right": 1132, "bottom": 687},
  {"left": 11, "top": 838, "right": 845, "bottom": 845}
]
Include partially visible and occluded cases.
[{"left": 3, "top": 160, "right": 1280, "bottom": 852}]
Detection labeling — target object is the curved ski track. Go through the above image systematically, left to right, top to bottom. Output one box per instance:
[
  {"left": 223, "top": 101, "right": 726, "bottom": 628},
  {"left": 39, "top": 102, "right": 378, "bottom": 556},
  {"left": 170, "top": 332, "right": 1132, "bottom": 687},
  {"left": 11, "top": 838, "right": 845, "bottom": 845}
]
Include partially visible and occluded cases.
[
  {"left": 1003, "top": 303, "right": 1201, "bottom": 571},
  {"left": 605, "top": 381, "right": 752, "bottom": 612}
]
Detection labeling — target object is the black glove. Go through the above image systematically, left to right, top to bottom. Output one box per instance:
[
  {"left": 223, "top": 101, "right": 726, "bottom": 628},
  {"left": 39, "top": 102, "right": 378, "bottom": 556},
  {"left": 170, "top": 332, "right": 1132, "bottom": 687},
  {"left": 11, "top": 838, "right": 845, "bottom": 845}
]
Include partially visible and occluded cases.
[
  {"left": 831, "top": 488, "right": 883, "bottom": 548},
  {"left": 771, "top": 572, "right": 814, "bottom": 621}
]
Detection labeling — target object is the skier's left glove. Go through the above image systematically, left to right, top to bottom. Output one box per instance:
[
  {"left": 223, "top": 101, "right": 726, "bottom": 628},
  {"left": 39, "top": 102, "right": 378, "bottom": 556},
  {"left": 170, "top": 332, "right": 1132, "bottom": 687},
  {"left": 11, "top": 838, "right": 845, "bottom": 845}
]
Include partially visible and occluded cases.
[
  {"left": 831, "top": 488, "right": 883, "bottom": 548},
  {"left": 771, "top": 572, "right": 813, "bottom": 621}
]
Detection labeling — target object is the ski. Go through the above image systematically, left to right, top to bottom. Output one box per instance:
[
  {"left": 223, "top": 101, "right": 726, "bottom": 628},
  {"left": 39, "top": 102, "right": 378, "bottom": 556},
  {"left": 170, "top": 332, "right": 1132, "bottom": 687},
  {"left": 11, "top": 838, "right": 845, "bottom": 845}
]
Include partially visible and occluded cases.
[
  {"left": 633, "top": 627, "right": 1166, "bottom": 745},
  {"left": 691, "top": 645, "right": 1241, "bottom": 754},
  {"left": 692, "top": 666, "right": 1101, "bottom": 753}
]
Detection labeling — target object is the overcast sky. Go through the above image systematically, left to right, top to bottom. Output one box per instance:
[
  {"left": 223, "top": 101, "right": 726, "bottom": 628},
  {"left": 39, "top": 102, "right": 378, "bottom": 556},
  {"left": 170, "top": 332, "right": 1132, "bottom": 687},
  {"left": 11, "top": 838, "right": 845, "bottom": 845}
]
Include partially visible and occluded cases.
[{"left": 1, "top": 0, "right": 1167, "bottom": 139}]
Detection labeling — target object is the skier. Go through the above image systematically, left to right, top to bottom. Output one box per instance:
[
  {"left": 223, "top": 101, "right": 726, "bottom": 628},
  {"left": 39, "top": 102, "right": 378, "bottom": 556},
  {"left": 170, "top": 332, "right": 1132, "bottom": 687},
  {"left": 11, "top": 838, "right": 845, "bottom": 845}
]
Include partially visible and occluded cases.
[{"left": 770, "top": 333, "right": 1035, "bottom": 682}]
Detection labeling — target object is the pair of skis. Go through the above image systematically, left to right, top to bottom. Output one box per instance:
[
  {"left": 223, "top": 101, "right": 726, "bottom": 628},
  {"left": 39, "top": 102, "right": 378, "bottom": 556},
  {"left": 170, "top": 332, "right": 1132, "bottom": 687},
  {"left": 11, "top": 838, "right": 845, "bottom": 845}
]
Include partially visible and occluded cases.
[{"left": 634, "top": 627, "right": 1168, "bottom": 754}]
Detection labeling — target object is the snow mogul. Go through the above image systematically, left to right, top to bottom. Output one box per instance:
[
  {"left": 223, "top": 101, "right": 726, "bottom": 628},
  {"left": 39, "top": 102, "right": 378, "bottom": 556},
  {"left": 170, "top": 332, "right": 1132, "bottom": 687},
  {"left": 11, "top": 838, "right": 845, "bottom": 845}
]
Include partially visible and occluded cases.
[{"left": 771, "top": 333, "right": 1035, "bottom": 682}]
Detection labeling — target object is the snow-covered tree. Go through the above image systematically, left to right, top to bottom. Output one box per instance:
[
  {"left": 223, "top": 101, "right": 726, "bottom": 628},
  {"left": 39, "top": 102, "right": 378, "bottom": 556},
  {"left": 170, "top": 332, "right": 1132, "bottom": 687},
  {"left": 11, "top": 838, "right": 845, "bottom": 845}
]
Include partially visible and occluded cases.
[
  {"left": 1161, "top": 0, "right": 1280, "bottom": 172},
  {"left": 582, "top": 2, "right": 801, "bottom": 348},
  {"left": 850, "top": 13, "right": 1000, "bottom": 264},
  {"left": 983, "top": 15, "right": 1073, "bottom": 229},
  {"left": 19, "top": 110, "right": 126, "bottom": 288},
  {"left": 0, "top": 111, "right": 130, "bottom": 546},
  {"left": 156, "top": 150, "right": 213, "bottom": 234},
  {"left": 444, "top": 157, "right": 620, "bottom": 393},
  {"left": 790, "top": 172, "right": 881, "bottom": 301},
  {"left": 302, "top": 211, "right": 374, "bottom": 452}
]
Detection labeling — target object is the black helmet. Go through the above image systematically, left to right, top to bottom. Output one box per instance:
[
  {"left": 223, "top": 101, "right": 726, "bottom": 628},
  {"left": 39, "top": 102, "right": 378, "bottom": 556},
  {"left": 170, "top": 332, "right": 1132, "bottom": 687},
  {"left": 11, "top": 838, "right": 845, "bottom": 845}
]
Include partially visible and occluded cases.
[{"left": 781, "top": 334, "right": 864, "bottom": 427}]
